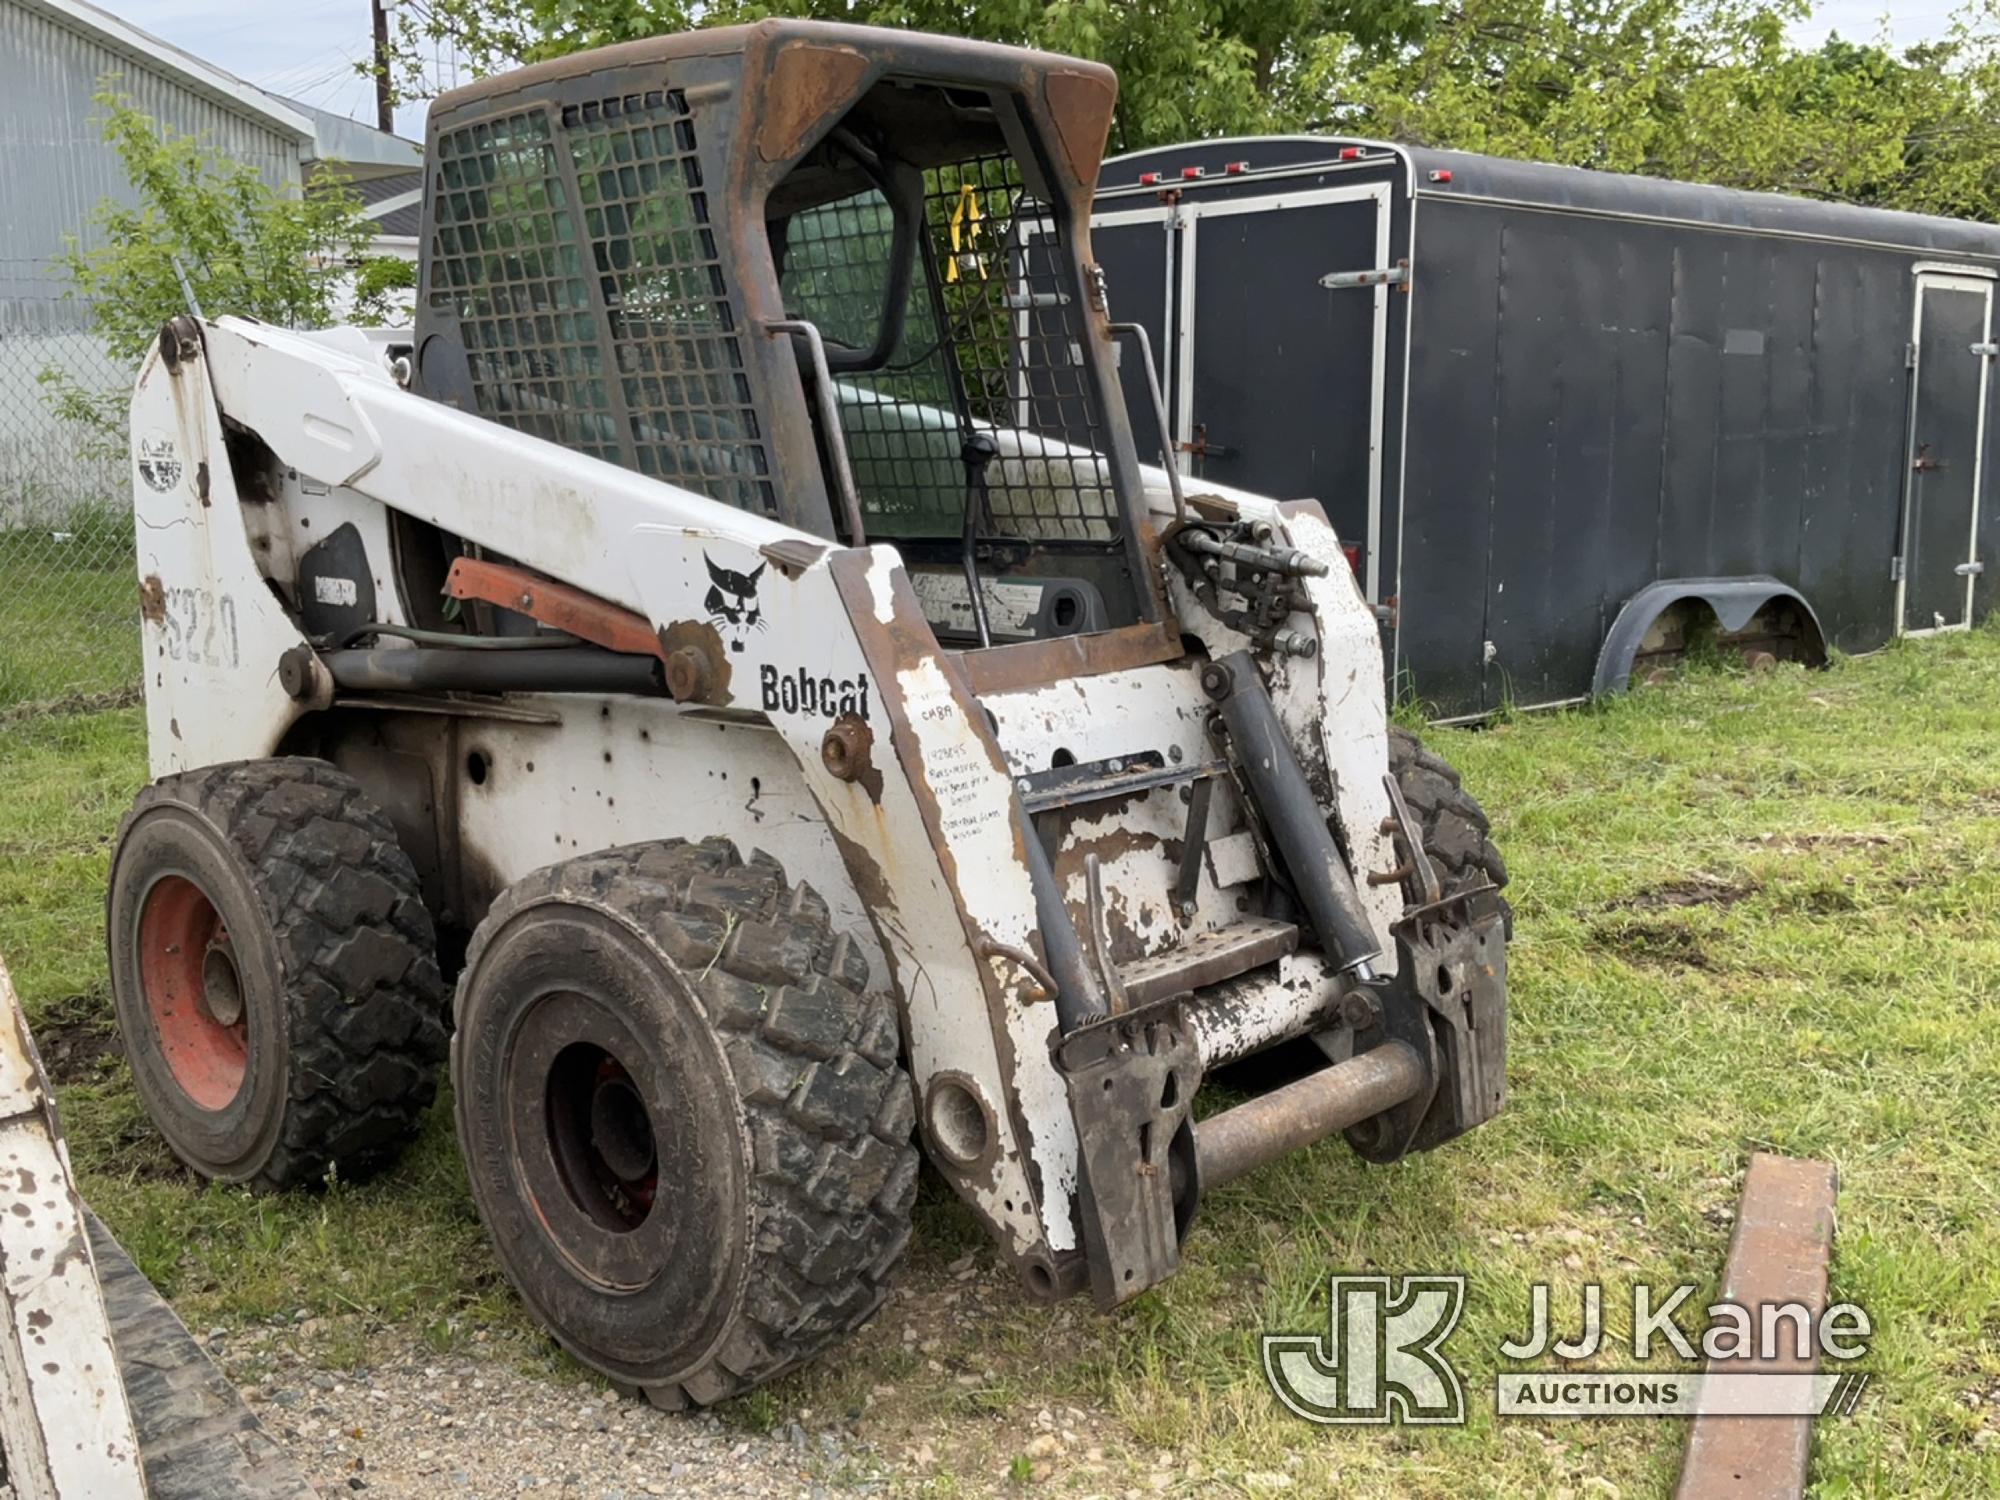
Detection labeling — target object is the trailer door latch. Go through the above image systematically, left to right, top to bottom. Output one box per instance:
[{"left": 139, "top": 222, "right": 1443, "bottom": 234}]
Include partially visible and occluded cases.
[
  {"left": 1319, "top": 259, "right": 1409, "bottom": 290},
  {"left": 1973, "top": 342, "right": 1999, "bottom": 357},
  {"left": 1174, "top": 422, "right": 1230, "bottom": 460},
  {"left": 1956, "top": 560, "right": 1985, "bottom": 576}
]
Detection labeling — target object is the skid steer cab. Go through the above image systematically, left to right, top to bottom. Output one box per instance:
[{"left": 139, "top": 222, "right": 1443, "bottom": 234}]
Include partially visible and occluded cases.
[{"left": 113, "top": 20, "right": 1510, "bottom": 1406}]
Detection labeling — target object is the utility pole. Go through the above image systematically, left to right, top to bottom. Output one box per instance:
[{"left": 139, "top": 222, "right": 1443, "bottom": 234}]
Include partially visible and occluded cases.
[{"left": 371, "top": 0, "right": 394, "bottom": 133}]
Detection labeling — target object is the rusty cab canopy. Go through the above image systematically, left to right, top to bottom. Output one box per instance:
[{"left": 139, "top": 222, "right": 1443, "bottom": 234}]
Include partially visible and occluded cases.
[{"left": 413, "top": 21, "right": 1176, "bottom": 669}]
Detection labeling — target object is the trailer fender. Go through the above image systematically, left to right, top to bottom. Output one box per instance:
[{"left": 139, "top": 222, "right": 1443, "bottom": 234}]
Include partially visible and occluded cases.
[{"left": 1593, "top": 577, "right": 1828, "bottom": 697}]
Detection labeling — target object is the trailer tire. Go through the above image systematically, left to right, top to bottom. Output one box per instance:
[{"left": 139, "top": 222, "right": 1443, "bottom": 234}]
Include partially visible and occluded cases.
[
  {"left": 1387, "top": 726, "right": 1512, "bottom": 935},
  {"left": 106, "top": 759, "right": 449, "bottom": 1190},
  {"left": 451, "top": 838, "right": 917, "bottom": 1409}
]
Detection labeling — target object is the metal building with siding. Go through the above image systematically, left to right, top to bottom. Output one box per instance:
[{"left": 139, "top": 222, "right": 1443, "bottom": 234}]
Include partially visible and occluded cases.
[
  {"left": 0, "top": 0, "right": 315, "bottom": 527},
  {"left": 1, "top": 0, "right": 313, "bottom": 302},
  {"left": 1092, "top": 138, "right": 2000, "bottom": 718}
]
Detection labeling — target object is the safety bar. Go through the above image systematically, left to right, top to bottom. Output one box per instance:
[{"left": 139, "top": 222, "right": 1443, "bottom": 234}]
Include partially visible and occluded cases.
[
  {"left": 765, "top": 319, "right": 868, "bottom": 547},
  {"left": 1108, "top": 322, "right": 1186, "bottom": 522}
]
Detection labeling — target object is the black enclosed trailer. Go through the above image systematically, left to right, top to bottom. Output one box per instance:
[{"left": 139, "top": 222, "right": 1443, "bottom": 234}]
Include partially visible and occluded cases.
[{"left": 1088, "top": 138, "right": 2000, "bottom": 718}]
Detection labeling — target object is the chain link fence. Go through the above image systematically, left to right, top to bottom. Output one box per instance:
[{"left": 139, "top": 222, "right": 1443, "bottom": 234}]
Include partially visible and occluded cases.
[{"left": 1, "top": 262, "right": 138, "bottom": 716}]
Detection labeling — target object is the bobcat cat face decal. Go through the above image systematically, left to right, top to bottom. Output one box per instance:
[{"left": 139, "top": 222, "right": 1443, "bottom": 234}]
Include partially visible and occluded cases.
[{"left": 704, "top": 554, "right": 766, "bottom": 652}]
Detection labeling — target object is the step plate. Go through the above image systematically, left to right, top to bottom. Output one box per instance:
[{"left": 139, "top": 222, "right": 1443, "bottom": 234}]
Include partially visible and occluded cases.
[{"left": 1118, "top": 917, "right": 1299, "bottom": 1008}]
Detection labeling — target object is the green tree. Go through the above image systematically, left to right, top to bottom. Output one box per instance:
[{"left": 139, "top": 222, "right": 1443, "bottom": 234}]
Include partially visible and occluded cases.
[
  {"left": 379, "top": 0, "right": 2000, "bottom": 218},
  {"left": 386, "top": 0, "right": 1428, "bottom": 152},
  {"left": 1296, "top": 0, "right": 2000, "bottom": 218},
  {"left": 45, "top": 89, "right": 414, "bottom": 443}
]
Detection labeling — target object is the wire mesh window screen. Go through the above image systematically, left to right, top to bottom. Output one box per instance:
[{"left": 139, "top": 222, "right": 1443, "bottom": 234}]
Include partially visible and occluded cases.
[
  {"left": 565, "top": 91, "right": 773, "bottom": 513},
  {"left": 429, "top": 94, "right": 775, "bottom": 514},
  {"left": 430, "top": 110, "right": 619, "bottom": 461},
  {"left": 777, "top": 152, "right": 1117, "bottom": 542}
]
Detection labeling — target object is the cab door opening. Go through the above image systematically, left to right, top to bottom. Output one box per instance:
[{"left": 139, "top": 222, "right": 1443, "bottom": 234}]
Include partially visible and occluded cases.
[{"left": 764, "top": 79, "right": 1162, "bottom": 651}]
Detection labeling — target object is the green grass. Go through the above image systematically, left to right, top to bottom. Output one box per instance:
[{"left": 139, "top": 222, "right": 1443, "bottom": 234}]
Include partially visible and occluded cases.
[
  {"left": 0, "top": 511, "right": 142, "bottom": 709},
  {"left": 4, "top": 632, "right": 2000, "bottom": 1494}
]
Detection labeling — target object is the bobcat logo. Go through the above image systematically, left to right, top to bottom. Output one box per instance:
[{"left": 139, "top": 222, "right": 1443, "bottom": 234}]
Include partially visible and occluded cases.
[
  {"left": 136, "top": 433, "right": 183, "bottom": 493},
  {"left": 704, "top": 554, "right": 766, "bottom": 652}
]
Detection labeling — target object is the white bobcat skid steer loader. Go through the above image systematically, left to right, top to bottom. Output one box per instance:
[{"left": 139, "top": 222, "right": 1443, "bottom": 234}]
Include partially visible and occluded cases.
[{"left": 113, "top": 20, "right": 1510, "bottom": 1407}]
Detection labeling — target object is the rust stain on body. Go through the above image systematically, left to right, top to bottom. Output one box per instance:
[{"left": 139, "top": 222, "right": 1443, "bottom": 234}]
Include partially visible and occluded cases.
[{"left": 139, "top": 575, "right": 166, "bottom": 625}]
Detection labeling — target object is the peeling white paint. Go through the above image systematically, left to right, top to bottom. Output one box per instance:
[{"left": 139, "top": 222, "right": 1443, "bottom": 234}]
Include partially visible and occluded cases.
[
  {"left": 864, "top": 546, "right": 901, "bottom": 624},
  {"left": 897, "top": 657, "right": 1078, "bottom": 1249},
  {"left": 0, "top": 956, "right": 146, "bottom": 1500}
]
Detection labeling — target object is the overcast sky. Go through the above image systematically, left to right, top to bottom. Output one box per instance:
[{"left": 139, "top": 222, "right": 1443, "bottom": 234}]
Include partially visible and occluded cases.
[{"left": 105, "top": 0, "right": 1964, "bottom": 140}]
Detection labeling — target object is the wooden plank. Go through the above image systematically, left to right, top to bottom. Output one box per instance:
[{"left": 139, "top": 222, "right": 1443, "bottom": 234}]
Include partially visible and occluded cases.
[{"left": 1675, "top": 1152, "right": 1840, "bottom": 1500}]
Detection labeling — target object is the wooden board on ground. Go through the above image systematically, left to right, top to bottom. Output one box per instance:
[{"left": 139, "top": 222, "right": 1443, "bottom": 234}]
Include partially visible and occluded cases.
[{"left": 1675, "top": 1152, "right": 1840, "bottom": 1500}]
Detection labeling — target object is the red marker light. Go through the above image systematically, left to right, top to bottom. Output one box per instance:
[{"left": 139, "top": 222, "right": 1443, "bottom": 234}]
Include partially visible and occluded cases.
[
  {"left": 1339, "top": 146, "right": 1364, "bottom": 161},
  {"left": 1224, "top": 160, "right": 1249, "bottom": 174},
  {"left": 1181, "top": 165, "right": 1205, "bottom": 180},
  {"left": 1428, "top": 169, "right": 1453, "bottom": 183},
  {"left": 1139, "top": 171, "right": 1161, "bottom": 186},
  {"left": 1342, "top": 543, "right": 1363, "bottom": 578}
]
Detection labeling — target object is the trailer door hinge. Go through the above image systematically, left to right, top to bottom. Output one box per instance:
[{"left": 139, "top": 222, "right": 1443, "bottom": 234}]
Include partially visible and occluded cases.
[
  {"left": 1319, "top": 259, "right": 1409, "bottom": 291},
  {"left": 1906, "top": 342, "right": 1918, "bottom": 369},
  {"left": 1891, "top": 555, "right": 1906, "bottom": 582}
]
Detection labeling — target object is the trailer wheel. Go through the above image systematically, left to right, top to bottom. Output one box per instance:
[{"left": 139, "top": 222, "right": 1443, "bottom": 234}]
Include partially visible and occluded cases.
[
  {"left": 1388, "top": 726, "right": 1511, "bottom": 935},
  {"left": 106, "top": 760, "right": 448, "bottom": 1189},
  {"left": 451, "top": 838, "right": 917, "bottom": 1408}
]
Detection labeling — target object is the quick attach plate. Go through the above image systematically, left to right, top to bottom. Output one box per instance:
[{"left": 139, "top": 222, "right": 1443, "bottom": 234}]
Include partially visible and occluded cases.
[
  {"left": 1343, "top": 884, "right": 1507, "bottom": 1163},
  {"left": 1400, "top": 886, "right": 1508, "bottom": 1146},
  {"left": 1054, "top": 996, "right": 1201, "bottom": 1309}
]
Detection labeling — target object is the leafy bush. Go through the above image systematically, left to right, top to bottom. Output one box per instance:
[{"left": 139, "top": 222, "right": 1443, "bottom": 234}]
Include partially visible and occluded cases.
[{"left": 43, "top": 88, "right": 413, "bottom": 443}]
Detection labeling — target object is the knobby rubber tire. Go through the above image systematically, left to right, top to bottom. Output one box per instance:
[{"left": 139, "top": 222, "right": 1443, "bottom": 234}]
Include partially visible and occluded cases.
[
  {"left": 1387, "top": 725, "right": 1512, "bottom": 934},
  {"left": 107, "top": 759, "right": 448, "bottom": 1190},
  {"left": 452, "top": 838, "right": 918, "bottom": 1409}
]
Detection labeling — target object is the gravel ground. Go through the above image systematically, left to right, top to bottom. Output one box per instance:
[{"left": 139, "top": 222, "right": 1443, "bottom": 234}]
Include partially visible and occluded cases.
[
  {"left": 198, "top": 1260, "right": 1187, "bottom": 1498},
  {"left": 232, "top": 1338, "right": 881, "bottom": 1499}
]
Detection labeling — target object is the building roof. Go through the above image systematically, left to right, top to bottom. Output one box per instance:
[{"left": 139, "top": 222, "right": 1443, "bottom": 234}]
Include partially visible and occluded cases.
[
  {"left": 16, "top": 0, "right": 314, "bottom": 141},
  {"left": 16, "top": 0, "right": 425, "bottom": 181},
  {"left": 277, "top": 96, "right": 423, "bottom": 183},
  {"left": 353, "top": 169, "right": 423, "bottom": 235}
]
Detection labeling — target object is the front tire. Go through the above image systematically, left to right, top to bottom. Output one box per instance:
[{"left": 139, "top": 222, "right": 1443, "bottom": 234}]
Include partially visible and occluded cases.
[
  {"left": 1387, "top": 725, "right": 1511, "bottom": 932},
  {"left": 106, "top": 759, "right": 448, "bottom": 1189},
  {"left": 451, "top": 839, "right": 917, "bottom": 1408}
]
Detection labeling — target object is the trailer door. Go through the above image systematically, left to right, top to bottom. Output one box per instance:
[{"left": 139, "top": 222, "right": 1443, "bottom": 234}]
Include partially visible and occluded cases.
[
  {"left": 1180, "top": 185, "right": 1393, "bottom": 599},
  {"left": 1090, "top": 207, "right": 1181, "bottom": 473},
  {"left": 1899, "top": 271, "right": 1993, "bottom": 634}
]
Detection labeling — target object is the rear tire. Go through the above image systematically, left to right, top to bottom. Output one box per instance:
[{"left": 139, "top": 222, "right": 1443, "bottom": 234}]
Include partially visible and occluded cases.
[
  {"left": 1387, "top": 726, "right": 1511, "bottom": 933},
  {"left": 106, "top": 759, "right": 448, "bottom": 1189},
  {"left": 451, "top": 838, "right": 917, "bottom": 1408}
]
